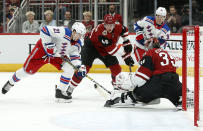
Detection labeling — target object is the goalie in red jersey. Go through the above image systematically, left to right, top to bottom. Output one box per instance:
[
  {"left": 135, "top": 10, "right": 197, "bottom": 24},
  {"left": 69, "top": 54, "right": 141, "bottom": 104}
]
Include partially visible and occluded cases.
[
  {"left": 66, "top": 15, "right": 135, "bottom": 95},
  {"left": 104, "top": 38, "right": 184, "bottom": 108}
]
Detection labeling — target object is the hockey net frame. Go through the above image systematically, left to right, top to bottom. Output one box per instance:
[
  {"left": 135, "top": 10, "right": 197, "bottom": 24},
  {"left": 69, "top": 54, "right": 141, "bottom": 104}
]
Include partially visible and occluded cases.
[{"left": 182, "top": 25, "right": 202, "bottom": 127}]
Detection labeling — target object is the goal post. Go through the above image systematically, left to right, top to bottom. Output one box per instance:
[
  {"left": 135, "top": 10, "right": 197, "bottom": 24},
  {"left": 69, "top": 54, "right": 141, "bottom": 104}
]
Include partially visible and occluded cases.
[{"left": 182, "top": 25, "right": 203, "bottom": 127}]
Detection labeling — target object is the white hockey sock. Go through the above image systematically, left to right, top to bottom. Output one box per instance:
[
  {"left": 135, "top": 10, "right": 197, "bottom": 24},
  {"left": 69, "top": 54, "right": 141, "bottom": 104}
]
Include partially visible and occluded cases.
[
  {"left": 9, "top": 68, "right": 30, "bottom": 85},
  {"left": 58, "top": 75, "right": 71, "bottom": 92}
]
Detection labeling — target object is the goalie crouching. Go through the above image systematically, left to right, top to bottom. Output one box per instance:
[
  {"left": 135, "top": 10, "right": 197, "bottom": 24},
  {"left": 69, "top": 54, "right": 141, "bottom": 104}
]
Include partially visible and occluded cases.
[{"left": 105, "top": 38, "right": 184, "bottom": 108}]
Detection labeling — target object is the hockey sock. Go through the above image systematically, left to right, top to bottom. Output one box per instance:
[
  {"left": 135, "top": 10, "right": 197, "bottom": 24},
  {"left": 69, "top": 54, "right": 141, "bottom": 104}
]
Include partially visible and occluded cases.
[
  {"left": 109, "top": 64, "right": 122, "bottom": 83},
  {"left": 69, "top": 65, "right": 91, "bottom": 89},
  {"left": 9, "top": 68, "right": 30, "bottom": 85},
  {"left": 57, "top": 75, "right": 71, "bottom": 91}
]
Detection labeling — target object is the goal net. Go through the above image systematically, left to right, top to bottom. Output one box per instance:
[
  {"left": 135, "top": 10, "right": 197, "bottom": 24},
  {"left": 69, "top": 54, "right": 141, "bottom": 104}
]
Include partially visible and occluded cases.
[{"left": 182, "top": 26, "right": 203, "bottom": 127}]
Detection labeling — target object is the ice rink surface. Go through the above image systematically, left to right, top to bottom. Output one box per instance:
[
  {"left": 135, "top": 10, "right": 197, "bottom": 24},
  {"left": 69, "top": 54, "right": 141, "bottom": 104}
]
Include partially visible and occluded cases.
[{"left": 0, "top": 72, "right": 202, "bottom": 131}]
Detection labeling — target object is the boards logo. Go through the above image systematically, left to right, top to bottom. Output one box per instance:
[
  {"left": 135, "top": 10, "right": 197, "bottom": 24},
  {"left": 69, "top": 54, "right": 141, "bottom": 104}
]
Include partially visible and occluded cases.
[
  {"left": 164, "top": 41, "right": 195, "bottom": 51},
  {"left": 28, "top": 43, "right": 36, "bottom": 54}
]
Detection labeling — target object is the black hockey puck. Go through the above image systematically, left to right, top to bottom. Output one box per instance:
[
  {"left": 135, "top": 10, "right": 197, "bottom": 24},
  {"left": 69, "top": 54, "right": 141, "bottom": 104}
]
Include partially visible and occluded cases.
[{"left": 94, "top": 84, "right": 97, "bottom": 89}]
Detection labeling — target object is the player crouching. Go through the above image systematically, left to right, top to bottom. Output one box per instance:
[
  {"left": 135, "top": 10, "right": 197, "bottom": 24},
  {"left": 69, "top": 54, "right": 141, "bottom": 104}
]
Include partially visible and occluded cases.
[{"left": 104, "top": 38, "right": 184, "bottom": 109}]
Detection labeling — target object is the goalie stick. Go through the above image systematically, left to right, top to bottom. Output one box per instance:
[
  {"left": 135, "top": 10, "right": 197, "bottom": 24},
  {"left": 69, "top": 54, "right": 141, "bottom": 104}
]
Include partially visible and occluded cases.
[{"left": 61, "top": 56, "right": 111, "bottom": 96}]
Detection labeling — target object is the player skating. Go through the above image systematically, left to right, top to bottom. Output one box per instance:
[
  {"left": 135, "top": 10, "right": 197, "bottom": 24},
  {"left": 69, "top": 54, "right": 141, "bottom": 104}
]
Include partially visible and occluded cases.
[
  {"left": 134, "top": 7, "right": 170, "bottom": 62},
  {"left": 66, "top": 15, "right": 135, "bottom": 96},
  {"left": 2, "top": 22, "right": 87, "bottom": 102},
  {"left": 104, "top": 38, "right": 183, "bottom": 108}
]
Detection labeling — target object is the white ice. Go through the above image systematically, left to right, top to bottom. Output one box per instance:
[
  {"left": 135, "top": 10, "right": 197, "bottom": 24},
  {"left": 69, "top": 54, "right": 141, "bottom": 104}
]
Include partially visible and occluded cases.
[{"left": 0, "top": 72, "right": 202, "bottom": 131}]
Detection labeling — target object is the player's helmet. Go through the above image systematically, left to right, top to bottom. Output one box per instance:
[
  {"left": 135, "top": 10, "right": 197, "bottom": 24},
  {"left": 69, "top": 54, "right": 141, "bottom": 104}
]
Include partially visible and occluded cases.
[
  {"left": 156, "top": 7, "right": 167, "bottom": 17},
  {"left": 104, "top": 15, "right": 115, "bottom": 24},
  {"left": 72, "top": 22, "right": 86, "bottom": 36}
]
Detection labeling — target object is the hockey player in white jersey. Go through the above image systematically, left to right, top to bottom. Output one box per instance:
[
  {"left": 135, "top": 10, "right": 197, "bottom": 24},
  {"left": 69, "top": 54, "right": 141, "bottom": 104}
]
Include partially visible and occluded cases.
[
  {"left": 134, "top": 7, "right": 170, "bottom": 62},
  {"left": 2, "top": 22, "right": 87, "bottom": 102}
]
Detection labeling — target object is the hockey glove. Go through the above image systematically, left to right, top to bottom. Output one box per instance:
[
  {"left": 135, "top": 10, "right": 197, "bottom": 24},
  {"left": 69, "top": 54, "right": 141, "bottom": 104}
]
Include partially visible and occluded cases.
[
  {"left": 136, "top": 30, "right": 145, "bottom": 45},
  {"left": 123, "top": 40, "right": 132, "bottom": 53},
  {"left": 44, "top": 43, "right": 56, "bottom": 57},
  {"left": 122, "top": 53, "right": 134, "bottom": 66},
  {"left": 76, "top": 65, "right": 86, "bottom": 78}
]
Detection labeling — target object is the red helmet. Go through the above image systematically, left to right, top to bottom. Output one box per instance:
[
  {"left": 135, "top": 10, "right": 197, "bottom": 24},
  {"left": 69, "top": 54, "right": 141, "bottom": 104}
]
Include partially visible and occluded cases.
[{"left": 104, "top": 15, "right": 115, "bottom": 24}]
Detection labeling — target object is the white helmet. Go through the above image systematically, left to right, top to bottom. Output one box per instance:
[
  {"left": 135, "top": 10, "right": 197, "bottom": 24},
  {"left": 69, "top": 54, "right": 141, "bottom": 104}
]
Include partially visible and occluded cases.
[
  {"left": 156, "top": 7, "right": 167, "bottom": 17},
  {"left": 72, "top": 22, "right": 86, "bottom": 36}
]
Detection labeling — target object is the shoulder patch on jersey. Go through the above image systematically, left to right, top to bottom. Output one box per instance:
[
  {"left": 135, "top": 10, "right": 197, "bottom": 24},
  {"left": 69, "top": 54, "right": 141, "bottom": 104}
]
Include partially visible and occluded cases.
[
  {"left": 145, "top": 16, "right": 154, "bottom": 25},
  {"left": 146, "top": 16, "right": 155, "bottom": 21},
  {"left": 134, "top": 23, "right": 143, "bottom": 31},
  {"left": 161, "top": 24, "right": 170, "bottom": 33},
  {"left": 120, "top": 25, "right": 128, "bottom": 36},
  {"left": 41, "top": 26, "right": 50, "bottom": 36},
  {"left": 64, "top": 28, "right": 72, "bottom": 41},
  {"left": 65, "top": 28, "right": 72, "bottom": 36},
  {"left": 64, "top": 35, "right": 71, "bottom": 41},
  {"left": 139, "top": 55, "right": 154, "bottom": 71}
]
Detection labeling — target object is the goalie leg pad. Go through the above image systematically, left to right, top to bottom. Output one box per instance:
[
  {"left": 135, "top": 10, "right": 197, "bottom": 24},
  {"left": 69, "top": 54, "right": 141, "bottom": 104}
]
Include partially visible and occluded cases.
[{"left": 104, "top": 90, "right": 136, "bottom": 107}]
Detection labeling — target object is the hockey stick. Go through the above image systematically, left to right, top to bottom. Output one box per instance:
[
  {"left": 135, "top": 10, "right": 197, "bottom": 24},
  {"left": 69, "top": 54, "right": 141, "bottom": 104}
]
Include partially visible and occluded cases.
[
  {"left": 61, "top": 57, "right": 111, "bottom": 95},
  {"left": 129, "top": 65, "right": 132, "bottom": 73}
]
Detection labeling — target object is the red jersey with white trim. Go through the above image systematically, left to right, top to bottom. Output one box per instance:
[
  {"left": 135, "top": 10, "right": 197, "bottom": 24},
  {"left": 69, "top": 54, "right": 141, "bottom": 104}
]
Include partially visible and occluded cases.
[
  {"left": 89, "top": 23, "right": 129, "bottom": 56},
  {"left": 136, "top": 48, "right": 176, "bottom": 81}
]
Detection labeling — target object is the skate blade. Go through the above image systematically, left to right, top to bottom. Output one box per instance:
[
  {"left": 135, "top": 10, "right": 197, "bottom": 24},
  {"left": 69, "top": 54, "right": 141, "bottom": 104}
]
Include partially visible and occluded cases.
[{"left": 55, "top": 98, "right": 72, "bottom": 103}]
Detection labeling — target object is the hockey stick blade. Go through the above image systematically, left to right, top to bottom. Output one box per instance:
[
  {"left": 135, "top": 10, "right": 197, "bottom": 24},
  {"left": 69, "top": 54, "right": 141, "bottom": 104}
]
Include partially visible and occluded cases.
[{"left": 94, "top": 84, "right": 110, "bottom": 98}]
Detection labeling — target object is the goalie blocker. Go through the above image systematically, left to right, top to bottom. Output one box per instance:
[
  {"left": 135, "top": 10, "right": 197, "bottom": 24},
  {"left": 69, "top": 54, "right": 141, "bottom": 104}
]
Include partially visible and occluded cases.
[{"left": 105, "top": 39, "right": 185, "bottom": 108}]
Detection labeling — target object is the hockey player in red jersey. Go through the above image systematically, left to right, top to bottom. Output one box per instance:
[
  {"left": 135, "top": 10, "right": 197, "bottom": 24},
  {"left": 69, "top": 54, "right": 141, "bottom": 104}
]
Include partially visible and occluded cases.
[
  {"left": 67, "top": 15, "right": 134, "bottom": 95},
  {"left": 2, "top": 22, "right": 87, "bottom": 102},
  {"left": 104, "top": 38, "right": 183, "bottom": 108}
]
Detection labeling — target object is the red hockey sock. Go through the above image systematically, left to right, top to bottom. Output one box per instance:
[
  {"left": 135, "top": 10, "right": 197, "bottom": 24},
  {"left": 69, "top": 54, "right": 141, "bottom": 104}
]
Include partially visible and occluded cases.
[
  {"left": 109, "top": 64, "right": 122, "bottom": 83},
  {"left": 69, "top": 65, "right": 91, "bottom": 88}
]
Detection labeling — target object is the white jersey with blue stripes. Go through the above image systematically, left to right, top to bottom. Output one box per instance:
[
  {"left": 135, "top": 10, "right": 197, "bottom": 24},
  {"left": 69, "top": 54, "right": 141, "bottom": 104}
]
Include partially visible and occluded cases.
[
  {"left": 134, "top": 16, "right": 170, "bottom": 49},
  {"left": 40, "top": 26, "right": 82, "bottom": 66}
]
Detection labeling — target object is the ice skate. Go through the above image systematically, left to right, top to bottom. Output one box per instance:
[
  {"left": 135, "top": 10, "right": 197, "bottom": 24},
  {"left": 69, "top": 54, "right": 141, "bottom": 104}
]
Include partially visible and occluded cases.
[
  {"left": 2, "top": 81, "right": 14, "bottom": 94},
  {"left": 55, "top": 86, "right": 73, "bottom": 103}
]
